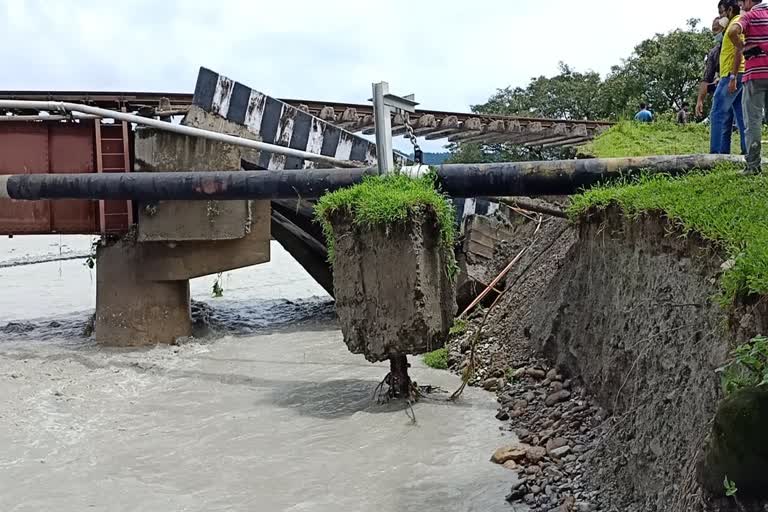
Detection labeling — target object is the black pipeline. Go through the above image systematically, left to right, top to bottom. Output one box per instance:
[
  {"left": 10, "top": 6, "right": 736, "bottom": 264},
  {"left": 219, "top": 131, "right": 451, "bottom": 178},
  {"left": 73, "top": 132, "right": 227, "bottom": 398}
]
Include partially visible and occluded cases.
[{"left": 0, "top": 154, "right": 743, "bottom": 201}]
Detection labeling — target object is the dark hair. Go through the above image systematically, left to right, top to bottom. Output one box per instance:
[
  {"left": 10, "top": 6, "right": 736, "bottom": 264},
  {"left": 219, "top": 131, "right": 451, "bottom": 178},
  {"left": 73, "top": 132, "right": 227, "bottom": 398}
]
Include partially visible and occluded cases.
[
  {"left": 722, "top": 0, "right": 740, "bottom": 13},
  {"left": 682, "top": 101, "right": 690, "bottom": 108},
  {"left": 639, "top": 103, "right": 647, "bottom": 110}
]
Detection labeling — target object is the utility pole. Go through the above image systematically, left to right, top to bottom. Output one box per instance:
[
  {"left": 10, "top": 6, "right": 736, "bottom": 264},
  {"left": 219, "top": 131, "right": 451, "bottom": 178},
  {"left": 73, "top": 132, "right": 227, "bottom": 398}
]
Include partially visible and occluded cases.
[{"left": 370, "top": 82, "right": 419, "bottom": 174}]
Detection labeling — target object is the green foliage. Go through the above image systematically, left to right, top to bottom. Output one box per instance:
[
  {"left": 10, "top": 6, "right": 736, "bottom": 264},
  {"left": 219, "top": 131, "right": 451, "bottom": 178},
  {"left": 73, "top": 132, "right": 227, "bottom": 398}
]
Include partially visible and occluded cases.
[
  {"left": 469, "top": 19, "right": 714, "bottom": 125},
  {"left": 604, "top": 19, "right": 713, "bottom": 116},
  {"left": 477, "top": 62, "right": 606, "bottom": 120},
  {"left": 446, "top": 141, "right": 576, "bottom": 165},
  {"left": 569, "top": 167, "right": 768, "bottom": 302},
  {"left": 314, "top": 173, "right": 457, "bottom": 278},
  {"left": 84, "top": 239, "right": 100, "bottom": 269},
  {"left": 212, "top": 273, "right": 224, "bottom": 298},
  {"left": 449, "top": 318, "right": 468, "bottom": 337},
  {"left": 722, "top": 336, "right": 768, "bottom": 395},
  {"left": 423, "top": 348, "right": 449, "bottom": 370},
  {"left": 505, "top": 368, "right": 516, "bottom": 382},
  {"left": 724, "top": 476, "right": 738, "bottom": 497}
]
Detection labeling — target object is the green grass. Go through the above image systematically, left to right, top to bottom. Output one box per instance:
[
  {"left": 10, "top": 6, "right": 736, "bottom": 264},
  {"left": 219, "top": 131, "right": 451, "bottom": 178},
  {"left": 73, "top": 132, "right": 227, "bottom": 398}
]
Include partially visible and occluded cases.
[
  {"left": 580, "top": 121, "right": 752, "bottom": 158},
  {"left": 569, "top": 165, "right": 768, "bottom": 302},
  {"left": 314, "top": 173, "right": 457, "bottom": 275},
  {"left": 449, "top": 318, "right": 468, "bottom": 336},
  {"left": 423, "top": 348, "right": 449, "bottom": 370}
]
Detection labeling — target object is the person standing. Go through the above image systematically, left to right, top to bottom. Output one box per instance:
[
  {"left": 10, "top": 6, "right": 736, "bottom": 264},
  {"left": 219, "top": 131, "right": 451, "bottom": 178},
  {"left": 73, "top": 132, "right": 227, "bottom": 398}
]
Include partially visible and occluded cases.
[
  {"left": 711, "top": 0, "right": 746, "bottom": 155},
  {"left": 729, "top": 0, "right": 768, "bottom": 174},
  {"left": 696, "top": 3, "right": 730, "bottom": 117},
  {"left": 677, "top": 102, "right": 691, "bottom": 124},
  {"left": 634, "top": 103, "right": 653, "bottom": 122}
]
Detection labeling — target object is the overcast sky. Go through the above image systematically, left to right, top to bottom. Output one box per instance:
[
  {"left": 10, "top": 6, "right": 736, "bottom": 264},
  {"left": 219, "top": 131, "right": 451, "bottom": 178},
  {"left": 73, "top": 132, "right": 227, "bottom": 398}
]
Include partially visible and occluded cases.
[{"left": 1, "top": 0, "right": 715, "bottom": 151}]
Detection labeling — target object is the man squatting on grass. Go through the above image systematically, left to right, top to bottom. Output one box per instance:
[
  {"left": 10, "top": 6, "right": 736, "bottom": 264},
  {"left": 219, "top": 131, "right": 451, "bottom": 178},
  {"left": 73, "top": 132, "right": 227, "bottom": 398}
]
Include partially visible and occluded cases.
[
  {"left": 711, "top": 0, "right": 746, "bottom": 155},
  {"left": 729, "top": 0, "right": 768, "bottom": 174}
]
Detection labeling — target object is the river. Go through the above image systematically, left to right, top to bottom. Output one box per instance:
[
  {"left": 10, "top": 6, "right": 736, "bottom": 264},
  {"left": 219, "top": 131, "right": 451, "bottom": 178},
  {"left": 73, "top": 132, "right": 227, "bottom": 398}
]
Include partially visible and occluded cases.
[{"left": 0, "top": 236, "right": 517, "bottom": 512}]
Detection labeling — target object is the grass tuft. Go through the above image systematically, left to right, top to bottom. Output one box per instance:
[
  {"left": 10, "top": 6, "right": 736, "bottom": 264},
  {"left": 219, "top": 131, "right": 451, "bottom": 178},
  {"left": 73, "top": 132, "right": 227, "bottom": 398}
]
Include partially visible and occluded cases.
[
  {"left": 569, "top": 164, "right": 768, "bottom": 303},
  {"left": 314, "top": 173, "right": 457, "bottom": 276},
  {"left": 423, "top": 348, "right": 449, "bottom": 370}
]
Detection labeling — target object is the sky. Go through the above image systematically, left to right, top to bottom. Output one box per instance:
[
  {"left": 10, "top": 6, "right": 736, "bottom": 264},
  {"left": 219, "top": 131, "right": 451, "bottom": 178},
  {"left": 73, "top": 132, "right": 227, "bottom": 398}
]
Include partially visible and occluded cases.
[{"left": 1, "top": 0, "right": 716, "bottom": 151}]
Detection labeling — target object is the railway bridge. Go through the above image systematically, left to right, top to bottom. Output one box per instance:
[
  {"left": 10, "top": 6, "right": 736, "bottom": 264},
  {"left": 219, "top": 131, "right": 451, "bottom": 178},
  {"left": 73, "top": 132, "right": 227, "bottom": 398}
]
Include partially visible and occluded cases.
[{"left": 0, "top": 67, "right": 617, "bottom": 345}]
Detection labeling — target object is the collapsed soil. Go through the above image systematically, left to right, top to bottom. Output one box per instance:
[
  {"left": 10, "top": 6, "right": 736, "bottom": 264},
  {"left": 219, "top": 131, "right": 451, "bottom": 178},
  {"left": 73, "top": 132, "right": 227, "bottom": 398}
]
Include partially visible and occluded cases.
[{"left": 446, "top": 203, "right": 767, "bottom": 511}]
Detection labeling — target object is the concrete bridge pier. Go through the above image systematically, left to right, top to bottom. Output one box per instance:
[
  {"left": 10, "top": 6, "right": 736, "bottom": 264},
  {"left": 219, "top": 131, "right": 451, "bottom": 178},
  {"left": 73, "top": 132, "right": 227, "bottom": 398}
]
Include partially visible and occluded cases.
[
  {"left": 94, "top": 120, "right": 271, "bottom": 346},
  {"left": 95, "top": 241, "right": 192, "bottom": 345}
]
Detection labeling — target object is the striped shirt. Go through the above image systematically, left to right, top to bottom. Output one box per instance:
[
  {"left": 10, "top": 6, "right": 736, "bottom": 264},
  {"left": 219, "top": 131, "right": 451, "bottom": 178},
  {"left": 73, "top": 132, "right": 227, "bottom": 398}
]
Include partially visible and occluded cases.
[{"left": 737, "top": 3, "right": 768, "bottom": 81}]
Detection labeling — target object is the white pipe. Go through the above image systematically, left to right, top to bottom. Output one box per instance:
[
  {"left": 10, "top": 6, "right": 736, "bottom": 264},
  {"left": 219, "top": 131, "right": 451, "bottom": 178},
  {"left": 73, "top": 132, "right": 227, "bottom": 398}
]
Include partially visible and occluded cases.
[
  {"left": 0, "top": 100, "right": 361, "bottom": 169},
  {"left": 0, "top": 113, "right": 100, "bottom": 122}
]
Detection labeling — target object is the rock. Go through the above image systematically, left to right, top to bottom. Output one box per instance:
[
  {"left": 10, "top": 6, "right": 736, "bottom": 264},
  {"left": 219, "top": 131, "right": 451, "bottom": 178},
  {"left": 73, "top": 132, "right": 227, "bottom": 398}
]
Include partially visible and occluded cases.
[
  {"left": 460, "top": 338, "right": 471, "bottom": 353},
  {"left": 513, "top": 367, "right": 527, "bottom": 379},
  {"left": 492, "top": 368, "right": 505, "bottom": 379},
  {"left": 527, "top": 369, "right": 547, "bottom": 380},
  {"left": 546, "top": 369, "right": 559, "bottom": 380},
  {"left": 483, "top": 378, "right": 503, "bottom": 391},
  {"left": 550, "top": 381, "right": 564, "bottom": 393},
  {"left": 545, "top": 390, "right": 572, "bottom": 407},
  {"left": 524, "top": 391, "right": 536, "bottom": 402},
  {"left": 513, "top": 399, "right": 529, "bottom": 411},
  {"left": 511, "top": 409, "right": 526, "bottom": 418},
  {"left": 496, "top": 410, "right": 510, "bottom": 421},
  {"left": 546, "top": 437, "right": 569, "bottom": 454},
  {"left": 491, "top": 443, "right": 530, "bottom": 464},
  {"left": 526, "top": 446, "right": 547, "bottom": 463},
  {"left": 550, "top": 446, "right": 572, "bottom": 458},
  {"left": 503, "top": 460, "right": 518, "bottom": 470},
  {"left": 526, "top": 465, "right": 543, "bottom": 475},
  {"left": 531, "top": 485, "right": 543, "bottom": 495},
  {"left": 506, "top": 488, "right": 526, "bottom": 503},
  {"left": 524, "top": 493, "right": 536, "bottom": 504},
  {"left": 576, "top": 501, "right": 595, "bottom": 511}
]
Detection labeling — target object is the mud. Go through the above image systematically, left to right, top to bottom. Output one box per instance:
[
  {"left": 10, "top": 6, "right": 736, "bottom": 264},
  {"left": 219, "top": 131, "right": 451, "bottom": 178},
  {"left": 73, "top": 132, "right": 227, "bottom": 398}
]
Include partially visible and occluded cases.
[
  {"left": 449, "top": 206, "right": 768, "bottom": 511},
  {"left": 330, "top": 210, "right": 456, "bottom": 362}
]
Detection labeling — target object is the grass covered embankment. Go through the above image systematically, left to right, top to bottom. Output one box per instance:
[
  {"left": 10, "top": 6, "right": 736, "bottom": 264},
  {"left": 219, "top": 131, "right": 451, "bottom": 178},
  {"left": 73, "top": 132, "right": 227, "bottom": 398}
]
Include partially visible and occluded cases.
[
  {"left": 573, "top": 121, "right": 768, "bottom": 303},
  {"left": 579, "top": 121, "right": 758, "bottom": 158}
]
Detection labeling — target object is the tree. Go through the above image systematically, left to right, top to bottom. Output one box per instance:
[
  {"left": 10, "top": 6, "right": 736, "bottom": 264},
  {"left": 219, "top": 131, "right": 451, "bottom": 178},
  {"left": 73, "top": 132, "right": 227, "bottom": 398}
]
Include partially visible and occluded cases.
[
  {"left": 447, "top": 19, "right": 716, "bottom": 163},
  {"left": 602, "top": 19, "right": 713, "bottom": 116},
  {"left": 473, "top": 62, "right": 609, "bottom": 120}
]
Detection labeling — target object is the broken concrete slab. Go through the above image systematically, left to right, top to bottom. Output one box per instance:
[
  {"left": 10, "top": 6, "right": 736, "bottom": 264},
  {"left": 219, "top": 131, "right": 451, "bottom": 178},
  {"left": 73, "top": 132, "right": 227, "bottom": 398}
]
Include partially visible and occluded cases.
[{"left": 329, "top": 209, "right": 456, "bottom": 363}]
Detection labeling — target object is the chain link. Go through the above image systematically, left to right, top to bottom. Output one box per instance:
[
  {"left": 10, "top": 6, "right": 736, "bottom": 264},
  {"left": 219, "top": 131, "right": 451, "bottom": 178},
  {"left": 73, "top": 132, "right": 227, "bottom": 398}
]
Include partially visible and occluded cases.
[{"left": 402, "top": 113, "right": 423, "bottom": 164}]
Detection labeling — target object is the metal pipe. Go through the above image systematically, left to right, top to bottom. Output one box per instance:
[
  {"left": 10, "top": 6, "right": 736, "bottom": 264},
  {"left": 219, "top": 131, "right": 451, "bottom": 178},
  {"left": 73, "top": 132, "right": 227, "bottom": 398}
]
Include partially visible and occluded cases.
[
  {"left": 0, "top": 100, "right": 360, "bottom": 169},
  {"left": 0, "top": 113, "right": 100, "bottom": 122},
  {"left": 0, "top": 154, "right": 743, "bottom": 202}
]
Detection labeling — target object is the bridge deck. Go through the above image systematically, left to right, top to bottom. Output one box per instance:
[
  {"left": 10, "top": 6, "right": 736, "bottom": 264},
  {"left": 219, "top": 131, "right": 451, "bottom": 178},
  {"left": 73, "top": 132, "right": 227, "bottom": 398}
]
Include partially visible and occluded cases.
[{"left": 0, "top": 89, "right": 611, "bottom": 147}]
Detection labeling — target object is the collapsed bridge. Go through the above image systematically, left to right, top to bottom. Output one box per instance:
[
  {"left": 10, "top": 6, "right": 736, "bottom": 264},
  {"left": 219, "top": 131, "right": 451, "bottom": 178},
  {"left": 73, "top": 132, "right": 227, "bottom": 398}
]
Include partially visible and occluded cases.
[{"left": 0, "top": 67, "right": 742, "bottom": 346}]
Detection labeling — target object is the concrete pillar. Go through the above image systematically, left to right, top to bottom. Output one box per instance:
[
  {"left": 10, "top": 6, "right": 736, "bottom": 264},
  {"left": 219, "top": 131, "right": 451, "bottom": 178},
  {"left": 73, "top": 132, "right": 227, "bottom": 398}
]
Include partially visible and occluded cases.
[{"left": 95, "top": 240, "right": 192, "bottom": 346}]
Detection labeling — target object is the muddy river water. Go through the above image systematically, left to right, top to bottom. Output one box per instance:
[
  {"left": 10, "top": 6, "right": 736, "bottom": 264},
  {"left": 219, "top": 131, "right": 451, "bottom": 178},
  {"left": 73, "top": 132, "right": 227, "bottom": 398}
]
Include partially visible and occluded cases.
[{"left": 0, "top": 236, "right": 515, "bottom": 512}]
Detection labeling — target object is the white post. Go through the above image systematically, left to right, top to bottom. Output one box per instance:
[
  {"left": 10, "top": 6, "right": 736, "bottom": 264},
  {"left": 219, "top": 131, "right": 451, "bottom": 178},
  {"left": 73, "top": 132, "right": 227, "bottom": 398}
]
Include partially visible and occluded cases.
[{"left": 372, "top": 82, "right": 394, "bottom": 174}]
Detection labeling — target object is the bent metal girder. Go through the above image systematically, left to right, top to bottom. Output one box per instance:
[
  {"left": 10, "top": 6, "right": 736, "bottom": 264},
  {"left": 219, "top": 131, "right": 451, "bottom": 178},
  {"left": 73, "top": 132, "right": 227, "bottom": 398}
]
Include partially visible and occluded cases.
[{"left": 0, "top": 154, "right": 745, "bottom": 202}]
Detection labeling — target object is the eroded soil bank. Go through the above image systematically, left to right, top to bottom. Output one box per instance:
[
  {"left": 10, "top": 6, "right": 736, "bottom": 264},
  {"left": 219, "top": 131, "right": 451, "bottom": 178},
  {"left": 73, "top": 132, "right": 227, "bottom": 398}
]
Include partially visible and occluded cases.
[{"left": 448, "top": 206, "right": 767, "bottom": 511}]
